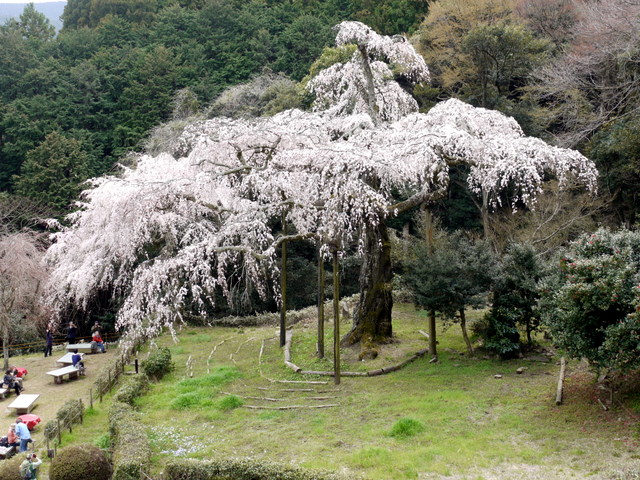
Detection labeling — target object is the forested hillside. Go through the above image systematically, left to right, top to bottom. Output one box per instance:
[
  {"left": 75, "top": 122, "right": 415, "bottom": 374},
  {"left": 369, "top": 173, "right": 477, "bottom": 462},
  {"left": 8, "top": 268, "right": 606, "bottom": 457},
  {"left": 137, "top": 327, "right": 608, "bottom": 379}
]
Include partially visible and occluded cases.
[{"left": 0, "top": 0, "right": 429, "bottom": 213}]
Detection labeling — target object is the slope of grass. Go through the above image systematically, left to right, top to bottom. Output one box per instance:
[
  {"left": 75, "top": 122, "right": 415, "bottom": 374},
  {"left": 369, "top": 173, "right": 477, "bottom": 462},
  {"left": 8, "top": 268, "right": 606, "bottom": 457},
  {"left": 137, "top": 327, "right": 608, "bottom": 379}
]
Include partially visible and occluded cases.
[{"left": 125, "top": 304, "right": 639, "bottom": 479}]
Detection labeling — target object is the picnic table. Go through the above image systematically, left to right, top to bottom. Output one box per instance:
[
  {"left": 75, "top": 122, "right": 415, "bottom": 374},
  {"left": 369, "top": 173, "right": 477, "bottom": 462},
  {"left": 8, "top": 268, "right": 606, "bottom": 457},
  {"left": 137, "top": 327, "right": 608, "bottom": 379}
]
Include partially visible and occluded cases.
[
  {"left": 65, "top": 343, "right": 94, "bottom": 354},
  {"left": 56, "top": 352, "right": 75, "bottom": 366},
  {"left": 46, "top": 365, "right": 82, "bottom": 384},
  {"left": 7, "top": 394, "right": 39, "bottom": 415},
  {"left": 18, "top": 414, "right": 41, "bottom": 430}
]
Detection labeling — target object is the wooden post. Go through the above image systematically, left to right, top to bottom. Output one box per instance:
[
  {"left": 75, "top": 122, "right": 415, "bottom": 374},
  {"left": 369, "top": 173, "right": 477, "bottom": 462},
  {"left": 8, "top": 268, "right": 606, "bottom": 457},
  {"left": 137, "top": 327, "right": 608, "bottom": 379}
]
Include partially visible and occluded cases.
[
  {"left": 425, "top": 207, "right": 437, "bottom": 359},
  {"left": 280, "top": 214, "right": 287, "bottom": 348},
  {"left": 317, "top": 246, "right": 325, "bottom": 359},
  {"left": 332, "top": 249, "right": 341, "bottom": 385},
  {"left": 555, "top": 357, "right": 566, "bottom": 405},
  {"left": 135, "top": 358, "right": 139, "bottom": 374},
  {"left": 108, "top": 370, "right": 111, "bottom": 389},
  {"left": 89, "top": 388, "right": 93, "bottom": 409},
  {"left": 56, "top": 419, "right": 61, "bottom": 444}
]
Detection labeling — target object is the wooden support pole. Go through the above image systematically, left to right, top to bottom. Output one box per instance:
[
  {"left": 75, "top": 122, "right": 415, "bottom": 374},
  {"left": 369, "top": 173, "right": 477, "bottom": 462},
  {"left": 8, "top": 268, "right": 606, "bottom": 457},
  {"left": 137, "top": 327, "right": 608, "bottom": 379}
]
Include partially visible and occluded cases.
[
  {"left": 424, "top": 207, "right": 437, "bottom": 359},
  {"left": 280, "top": 214, "right": 287, "bottom": 348},
  {"left": 317, "top": 246, "right": 325, "bottom": 359},
  {"left": 332, "top": 249, "right": 341, "bottom": 385},
  {"left": 555, "top": 356, "right": 566, "bottom": 405}
]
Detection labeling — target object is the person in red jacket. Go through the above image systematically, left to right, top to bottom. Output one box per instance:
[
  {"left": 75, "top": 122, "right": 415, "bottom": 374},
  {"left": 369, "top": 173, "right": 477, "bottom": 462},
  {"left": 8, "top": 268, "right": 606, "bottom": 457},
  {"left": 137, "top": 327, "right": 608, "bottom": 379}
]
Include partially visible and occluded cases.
[{"left": 91, "top": 332, "right": 106, "bottom": 353}]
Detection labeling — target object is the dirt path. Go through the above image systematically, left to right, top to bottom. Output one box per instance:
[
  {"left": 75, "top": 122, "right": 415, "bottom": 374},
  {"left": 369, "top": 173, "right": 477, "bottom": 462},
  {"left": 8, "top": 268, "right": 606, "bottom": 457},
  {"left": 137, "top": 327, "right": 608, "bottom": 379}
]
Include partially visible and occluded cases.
[{"left": 1, "top": 345, "right": 117, "bottom": 447}]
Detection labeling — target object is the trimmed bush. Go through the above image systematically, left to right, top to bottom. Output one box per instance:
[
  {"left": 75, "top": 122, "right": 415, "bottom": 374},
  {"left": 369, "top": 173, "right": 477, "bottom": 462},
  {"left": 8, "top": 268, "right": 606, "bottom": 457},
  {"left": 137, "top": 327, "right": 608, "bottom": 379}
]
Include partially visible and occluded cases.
[
  {"left": 142, "top": 347, "right": 174, "bottom": 380},
  {"left": 113, "top": 374, "right": 149, "bottom": 405},
  {"left": 57, "top": 399, "right": 83, "bottom": 429},
  {"left": 109, "top": 401, "right": 152, "bottom": 480},
  {"left": 44, "top": 419, "right": 58, "bottom": 441},
  {"left": 49, "top": 444, "right": 112, "bottom": 480},
  {"left": 0, "top": 453, "right": 24, "bottom": 480},
  {"left": 164, "top": 458, "right": 355, "bottom": 480}
]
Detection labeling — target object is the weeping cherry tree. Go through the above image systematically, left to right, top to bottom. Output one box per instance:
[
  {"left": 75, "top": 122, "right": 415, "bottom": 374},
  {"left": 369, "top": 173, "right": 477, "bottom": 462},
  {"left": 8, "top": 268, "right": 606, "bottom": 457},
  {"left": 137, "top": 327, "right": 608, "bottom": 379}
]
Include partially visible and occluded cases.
[{"left": 45, "top": 22, "right": 598, "bottom": 355}]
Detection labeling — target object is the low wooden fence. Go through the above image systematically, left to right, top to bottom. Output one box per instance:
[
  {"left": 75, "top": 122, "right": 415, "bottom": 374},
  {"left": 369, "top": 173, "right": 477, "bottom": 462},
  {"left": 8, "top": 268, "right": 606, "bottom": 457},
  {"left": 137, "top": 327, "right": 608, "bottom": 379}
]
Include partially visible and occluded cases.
[{"left": 1, "top": 332, "right": 121, "bottom": 357}]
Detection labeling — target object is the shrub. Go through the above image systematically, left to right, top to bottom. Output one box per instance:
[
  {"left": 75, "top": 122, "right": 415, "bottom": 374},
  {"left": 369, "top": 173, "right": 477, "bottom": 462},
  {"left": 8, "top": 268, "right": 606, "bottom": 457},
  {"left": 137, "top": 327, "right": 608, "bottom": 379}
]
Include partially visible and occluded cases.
[
  {"left": 541, "top": 228, "right": 640, "bottom": 372},
  {"left": 142, "top": 347, "right": 174, "bottom": 380},
  {"left": 113, "top": 374, "right": 149, "bottom": 405},
  {"left": 56, "top": 399, "right": 84, "bottom": 429},
  {"left": 109, "top": 401, "right": 151, "bottom": 480},
  {"left": 387, "top": 418, "right": 425, "bottom": 438},
  {"left": 44, "top": 419, "right": 58, "bottom": 441},
  {"left": 49, "top": 444, "right": 112, "bottom": 480},
  {"left": 0, "top": 454, "right": 24, "bottom": 480},
  {"left": 164, "top": 458, "right": 355, "bottom": 480}
]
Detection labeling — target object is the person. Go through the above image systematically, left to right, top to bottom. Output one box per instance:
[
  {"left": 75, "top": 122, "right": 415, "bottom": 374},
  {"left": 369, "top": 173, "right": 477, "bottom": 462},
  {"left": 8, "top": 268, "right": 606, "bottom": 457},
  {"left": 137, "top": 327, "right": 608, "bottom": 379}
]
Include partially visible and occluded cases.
[
  {"left": 92, "top": 320, "right": 102, "bottom": 334},
  {"left": 66, "top": 321, "right": 77, "bottom": 344},
  {"left": 44, "top": 327, "right": 53, "bottom": 357},
  {"left": 92, "top": 331, "right": 106, "bottom": 353},
  {"left": 71, "top": 349, "right": 85, "bottom": 372},
  {"left": 9, "top": 366, "right": 24, "bottom": 389},
  {"left": 3, "top": 370, "right": 21, "bottom": 395},
  {"left": 14, "top": 419, "right": 30, "bottom": 453},
  {"left": 7, "top": 424, "right": 19, "bottom": 447},
  {"left": 19, "top": 452, "right": 40, "bottom": 479},
  {"left": 29, "top": 453, "right": 41, "bottom": 479},
  {"left": 19, "top": 454, "right": 31, "bottom": 479}
]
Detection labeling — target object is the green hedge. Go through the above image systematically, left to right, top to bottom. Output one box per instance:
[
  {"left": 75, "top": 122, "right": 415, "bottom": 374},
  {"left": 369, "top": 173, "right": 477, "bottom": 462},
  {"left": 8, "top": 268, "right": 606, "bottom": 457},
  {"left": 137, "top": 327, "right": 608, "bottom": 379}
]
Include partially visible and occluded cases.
[
  {"left": 142, "top": 347, "right": 174, "bottom": 380},
  {"left": 113, "top": 374, "right": 149, "bottom": 405},
  {"left": 109, "top": 401, "right": 152, "bottom": 480},
  {"left": 164, "top": 458, "right": 355, "bottom": 480}
]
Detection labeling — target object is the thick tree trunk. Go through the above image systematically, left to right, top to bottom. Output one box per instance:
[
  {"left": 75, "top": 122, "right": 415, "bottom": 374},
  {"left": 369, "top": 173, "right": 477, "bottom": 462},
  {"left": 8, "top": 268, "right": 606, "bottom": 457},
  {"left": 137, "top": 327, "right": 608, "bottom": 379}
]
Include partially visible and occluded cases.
[
  {"left": 343, "top": 220, "right": 393, "bottom": 346},
  {"left": 459, "top": 308, "right": 474, "bottom": 356},
  {"left": 428, "top": 309, "right": 437, "bottom": 357}
]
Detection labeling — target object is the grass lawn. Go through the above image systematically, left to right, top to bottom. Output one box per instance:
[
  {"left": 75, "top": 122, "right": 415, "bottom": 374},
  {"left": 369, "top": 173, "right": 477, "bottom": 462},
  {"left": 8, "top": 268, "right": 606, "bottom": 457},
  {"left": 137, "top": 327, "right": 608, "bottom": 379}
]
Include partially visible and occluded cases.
[{"left": 117, "top": 303, "right": 640, "bottom": 480}]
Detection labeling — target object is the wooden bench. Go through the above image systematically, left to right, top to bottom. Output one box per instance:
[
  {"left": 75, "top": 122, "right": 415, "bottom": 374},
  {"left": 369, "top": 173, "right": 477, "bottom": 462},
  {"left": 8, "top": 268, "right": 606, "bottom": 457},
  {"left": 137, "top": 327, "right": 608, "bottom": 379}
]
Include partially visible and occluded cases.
[
  {"left": 65, "top": 343, "right": 94, "bottom": 354},
  {"left": 56, "top": 352, "right": 75, "bottom": 366},
  {"left": 46, "top": 366, "right": 82, "bottom": 384},
  {"left": 7, "top": 394, "right": 39, "bottom": 414},
  {"left": 0, "top": 446, "right": 14, "bottom": 459}
]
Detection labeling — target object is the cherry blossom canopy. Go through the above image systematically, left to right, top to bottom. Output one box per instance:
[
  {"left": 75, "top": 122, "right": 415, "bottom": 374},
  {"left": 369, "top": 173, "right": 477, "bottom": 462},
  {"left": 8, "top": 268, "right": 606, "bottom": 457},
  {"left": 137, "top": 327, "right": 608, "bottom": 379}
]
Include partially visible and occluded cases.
[{"left": 45, "top": 22, "right": 598, "bottom": 339}]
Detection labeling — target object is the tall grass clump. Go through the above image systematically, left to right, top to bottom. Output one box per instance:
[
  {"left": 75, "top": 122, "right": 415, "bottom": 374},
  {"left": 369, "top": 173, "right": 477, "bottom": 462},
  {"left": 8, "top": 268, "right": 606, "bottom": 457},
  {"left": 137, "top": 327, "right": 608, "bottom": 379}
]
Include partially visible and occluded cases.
[{"left": 387, "top": 418, "right": 425, "bottom": 438}]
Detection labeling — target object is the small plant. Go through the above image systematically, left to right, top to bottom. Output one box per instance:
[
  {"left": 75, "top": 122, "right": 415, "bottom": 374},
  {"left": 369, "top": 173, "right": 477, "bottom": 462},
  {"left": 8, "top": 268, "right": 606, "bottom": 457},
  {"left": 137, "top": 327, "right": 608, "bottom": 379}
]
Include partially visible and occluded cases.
[
  {"left": 142, "top": 347, "right": 174, "bottom": 380},
  {"left": 218, "top": 395, "right": 244, "bottom": 411},
  {"left": 387, "top": 418, "right": 425, "bottom": 438},
  {"left": 95, "top": 434, "right": 111, "bottom": 450}
]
